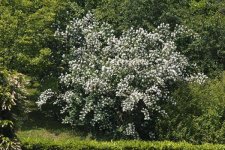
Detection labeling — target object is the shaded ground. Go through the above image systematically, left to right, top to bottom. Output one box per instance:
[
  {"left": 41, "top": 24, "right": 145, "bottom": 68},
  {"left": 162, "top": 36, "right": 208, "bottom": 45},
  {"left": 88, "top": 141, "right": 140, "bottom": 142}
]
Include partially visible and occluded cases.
[{"left": 17, "top": 110, "right": 89, "bottom": 140}]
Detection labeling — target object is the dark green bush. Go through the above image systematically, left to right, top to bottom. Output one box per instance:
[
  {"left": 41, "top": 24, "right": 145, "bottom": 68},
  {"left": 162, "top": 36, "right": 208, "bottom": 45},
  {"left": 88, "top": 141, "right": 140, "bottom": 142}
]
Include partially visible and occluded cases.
[{"left": 158, "top": 72, "right": 225, "bottom": 144}]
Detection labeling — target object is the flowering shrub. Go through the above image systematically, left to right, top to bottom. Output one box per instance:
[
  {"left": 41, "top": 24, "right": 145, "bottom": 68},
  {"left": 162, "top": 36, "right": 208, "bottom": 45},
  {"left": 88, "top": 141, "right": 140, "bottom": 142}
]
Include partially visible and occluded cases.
[
  {"left": 37, "top": 13, "right": 206, "bottom": 139},
  {"left": 0, "top": 69, "right": 28, "bottom": 150}
]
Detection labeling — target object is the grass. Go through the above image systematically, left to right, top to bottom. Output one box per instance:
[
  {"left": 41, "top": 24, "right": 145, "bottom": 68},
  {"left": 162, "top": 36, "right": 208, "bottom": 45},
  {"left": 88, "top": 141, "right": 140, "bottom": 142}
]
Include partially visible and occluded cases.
[
  {"left": 16, "top": 110, "right": 90, "bottom": 141},
  {"left": 17, "top": 129, "right": 81, "bottom": 142}
]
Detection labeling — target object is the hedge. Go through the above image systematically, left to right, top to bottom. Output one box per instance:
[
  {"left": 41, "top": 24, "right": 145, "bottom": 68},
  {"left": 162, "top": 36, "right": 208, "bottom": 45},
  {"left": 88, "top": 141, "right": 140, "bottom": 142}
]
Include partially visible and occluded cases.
[{"left": 20, "top": 139, "right": 225, "bottom": 150}]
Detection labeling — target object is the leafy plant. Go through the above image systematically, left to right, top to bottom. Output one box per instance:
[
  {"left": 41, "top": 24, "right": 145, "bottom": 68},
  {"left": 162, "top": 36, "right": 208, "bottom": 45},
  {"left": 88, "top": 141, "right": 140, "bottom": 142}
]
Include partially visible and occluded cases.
[
  {"left": 37, "top": 13, "right": 206, "bottom": 139},
  {"left": 0, "top": 68, "right": 28, "bottom": 150},
  {"left": 158, "top": 72, "right": 225, "bottom": 144}
]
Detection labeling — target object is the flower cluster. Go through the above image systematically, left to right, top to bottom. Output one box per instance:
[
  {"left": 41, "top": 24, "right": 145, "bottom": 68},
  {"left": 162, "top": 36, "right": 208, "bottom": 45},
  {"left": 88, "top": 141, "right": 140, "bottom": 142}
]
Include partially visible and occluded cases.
[
  {"left": 39, "top": 13, "right": 205, "bottom": 138},
  {"left": 0, "top": 71, "right": 28, "bottom": 111},
  {"left": 185, "top": 73, "right": 208, "bottom": 84},
  {"left": 37, "top": 89, "right": 55, "bottom": 108}
]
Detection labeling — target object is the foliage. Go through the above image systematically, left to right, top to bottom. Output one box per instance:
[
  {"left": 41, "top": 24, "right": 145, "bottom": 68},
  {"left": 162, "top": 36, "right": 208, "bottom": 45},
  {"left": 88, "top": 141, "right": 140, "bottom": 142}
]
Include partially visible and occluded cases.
[
  {"left": 0, "top": 0, "right": 83, "bottom": 89},
  {"left": 0, "top": 0, "right": 84, "bottom": 127},
  {"left": 1, "top": 0, "right": 225, "bottom": 145},
  {"left": 1, "top": 0, "right": 223, "bottom": 80},
  {"left": 75, "top": 0, "right": 225, "bottom": 76},
  {"left": 94, "top": 0, "right": 170, "bottom": 33},
  {"left": 169, "top": 0, "right": 225, "bottom": 76},
  {"left": 37, "top": 13, "right": 206, "bottom": 139},
  {"left": 0, "top": 68, "right": 28, "bottom": 150},
  {"left": 157, "top": 72, "right": 225, "bottom": 144},
  {"left": 17, "top": 132, "right": 225, "bottom": 150},
  {"left": 0, "top": 136, "right": 21, "bottom": 150},
  {"left": 21, "top": 140, "right": 225, "bottom": 150}
]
